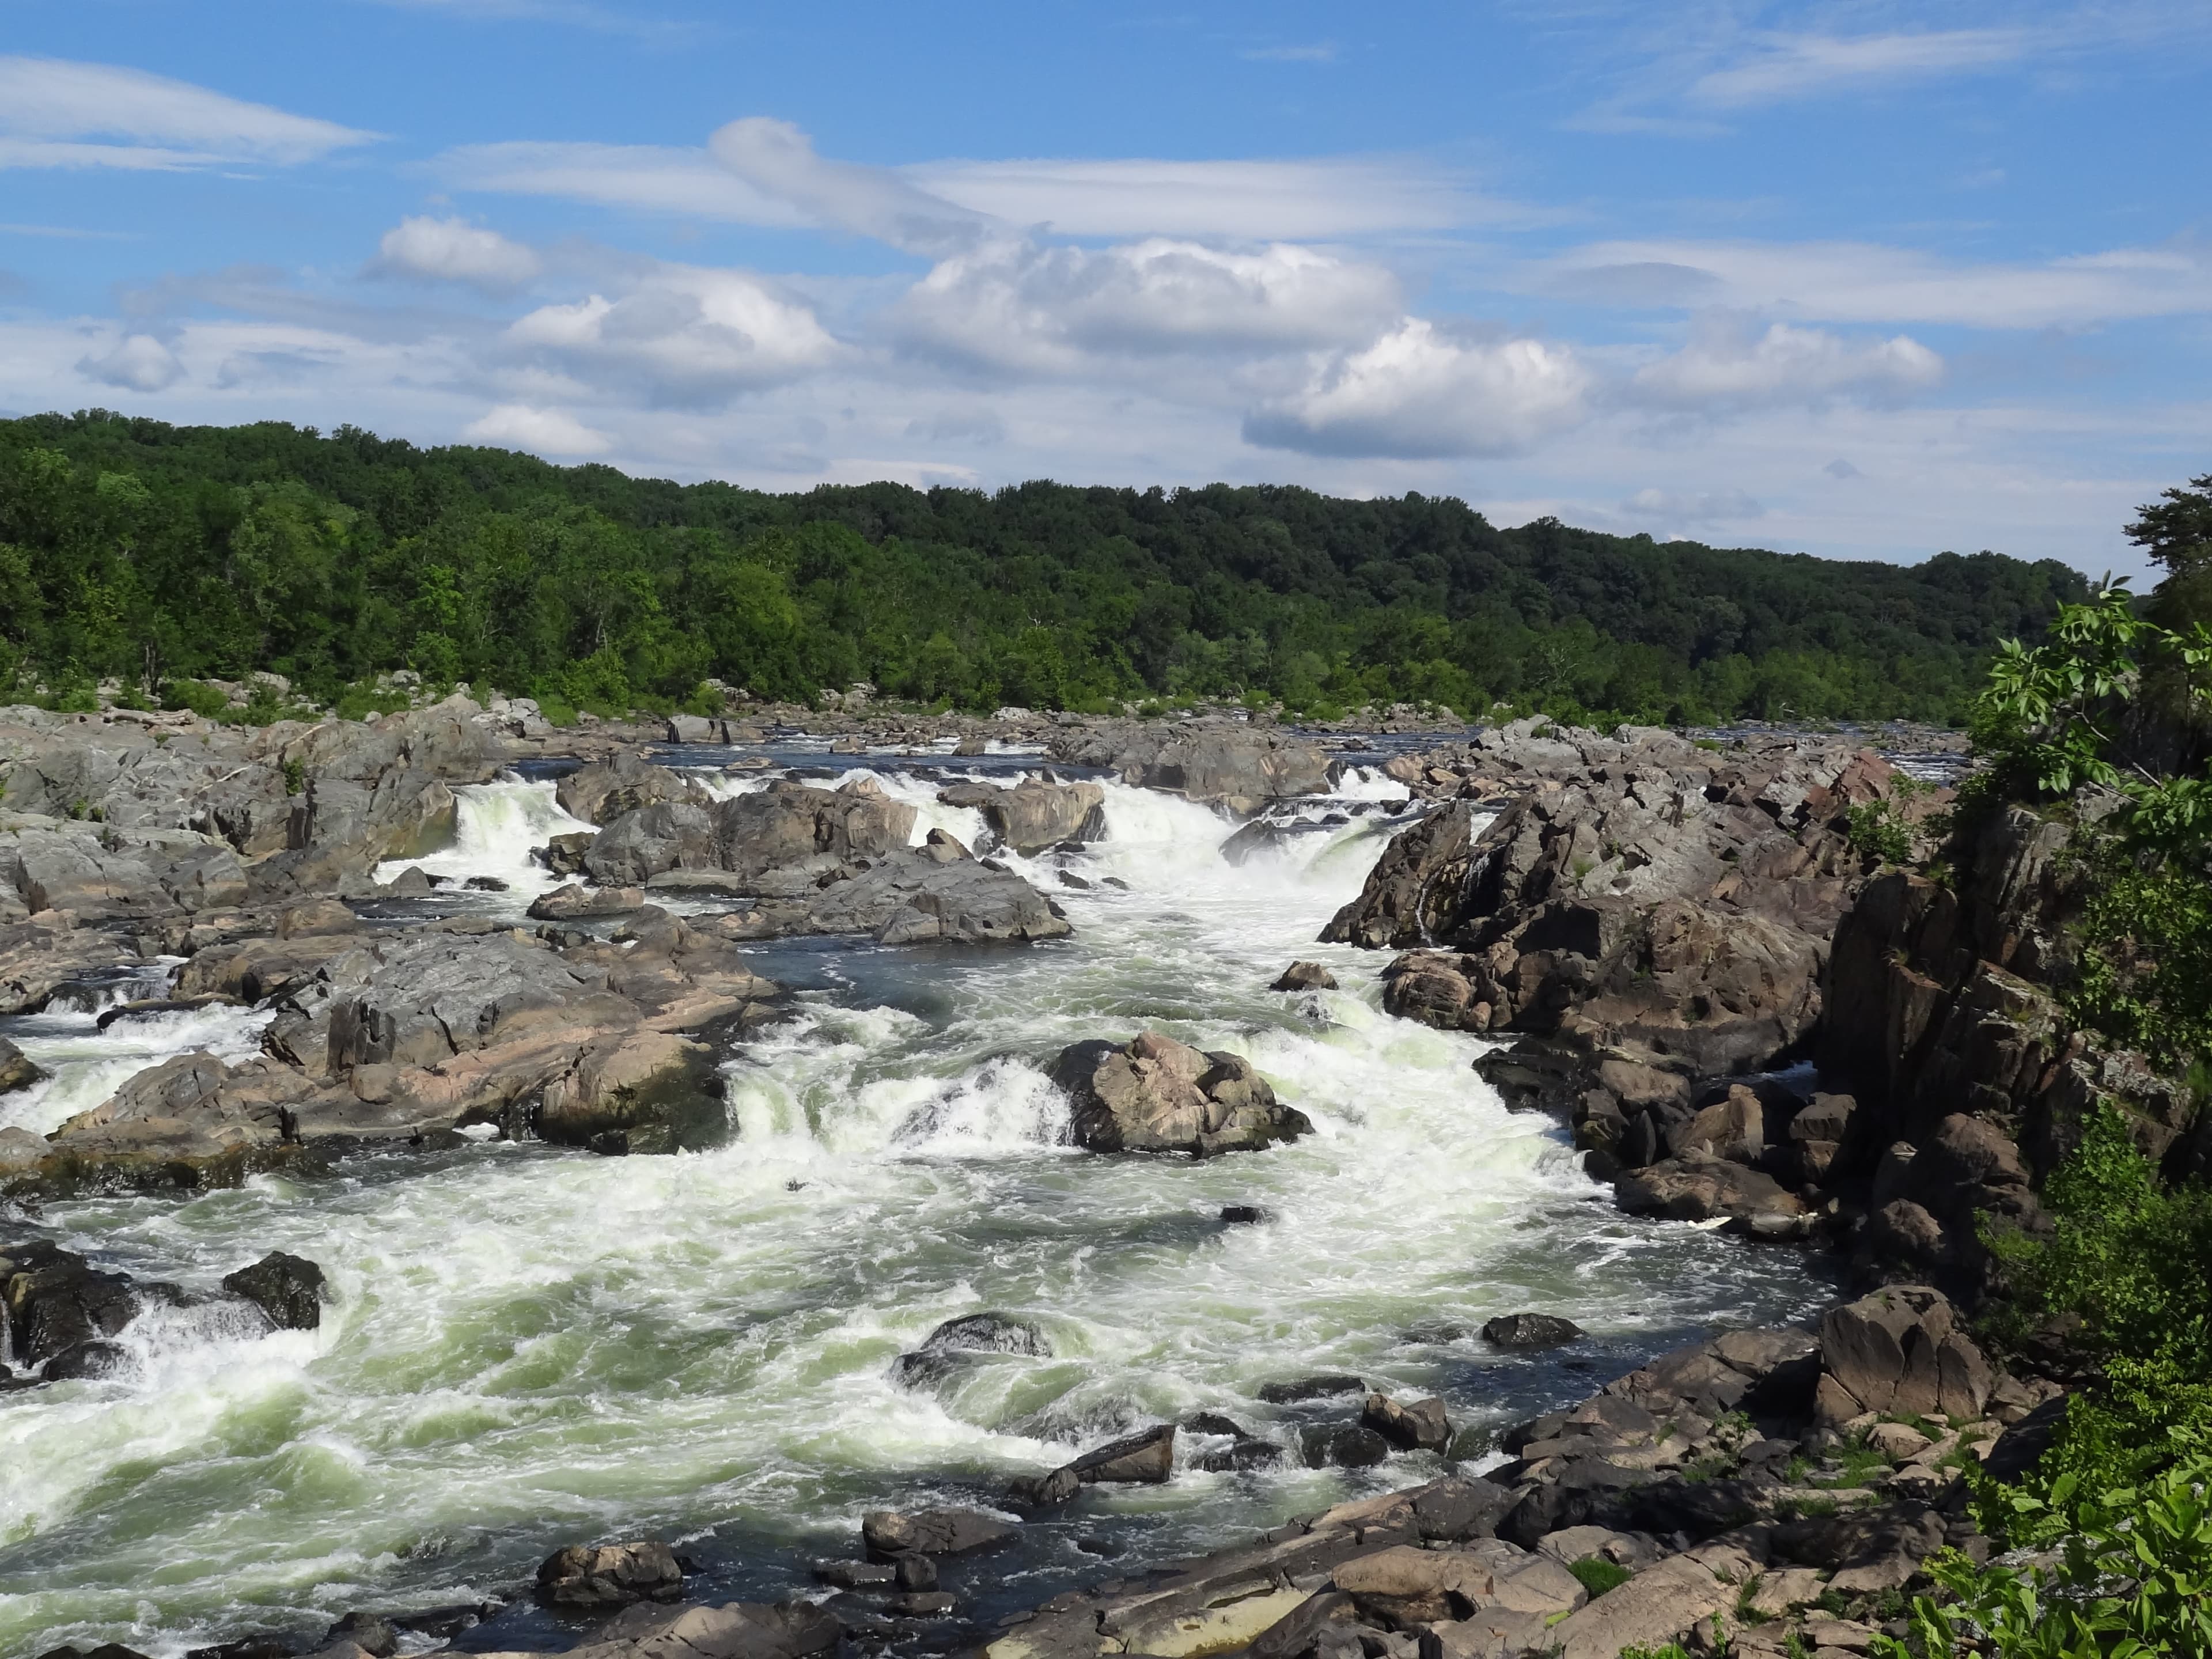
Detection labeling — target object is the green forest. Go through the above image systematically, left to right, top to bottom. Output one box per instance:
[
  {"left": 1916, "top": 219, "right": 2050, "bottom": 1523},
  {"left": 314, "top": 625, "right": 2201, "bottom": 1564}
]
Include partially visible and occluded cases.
[{"left": 0, "top": 409, "right": 2088, "bottom": 726}]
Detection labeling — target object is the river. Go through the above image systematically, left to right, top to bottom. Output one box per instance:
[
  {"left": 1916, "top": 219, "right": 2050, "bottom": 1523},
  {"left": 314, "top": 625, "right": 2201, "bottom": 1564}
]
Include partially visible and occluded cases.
[{"left": 0, "top": 752, "right": 1836, "bottom": 1657}]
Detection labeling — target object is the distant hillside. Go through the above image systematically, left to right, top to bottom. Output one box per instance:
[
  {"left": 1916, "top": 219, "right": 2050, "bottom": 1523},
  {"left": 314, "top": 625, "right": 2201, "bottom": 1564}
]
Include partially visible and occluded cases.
[{"left": 0, "top": 410, "right": 2086, "bottom": 725}]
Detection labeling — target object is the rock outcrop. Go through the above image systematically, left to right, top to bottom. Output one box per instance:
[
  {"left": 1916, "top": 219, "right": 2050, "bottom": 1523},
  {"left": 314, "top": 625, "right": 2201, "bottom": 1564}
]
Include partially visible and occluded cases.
[
  {"left": 1046, "top": 721, "right": 1335, "bottom": 813},
  {"left": 937, "top": 779, "right": 1106, "bottom": 854},
  {"left": 1050, "top": 1031, "right": 1312, "bottom": 1154}
]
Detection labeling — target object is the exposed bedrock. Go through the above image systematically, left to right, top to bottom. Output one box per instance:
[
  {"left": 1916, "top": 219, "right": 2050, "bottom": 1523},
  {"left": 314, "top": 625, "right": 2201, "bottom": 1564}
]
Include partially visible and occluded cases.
[{"left": 935, "top": 778, "right": 1105, "bottom": 854}]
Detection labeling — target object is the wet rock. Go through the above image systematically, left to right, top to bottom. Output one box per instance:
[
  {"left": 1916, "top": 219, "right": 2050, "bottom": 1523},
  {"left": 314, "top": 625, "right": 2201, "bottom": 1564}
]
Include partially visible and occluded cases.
[
  {"left": 1048, "top": 722, "right": 1335, "bottom": 813},
  {"left": 937, "top": 779, "right": 1106, "bottom": 854},
  {"left": 586, "top": 781, "right": 913, "bottom": 889},
  {"left": 717, "top": 849, "right": 1070, "bottom": 945},
  {"left": 464, "top": 875, "right": 509, "bottom": 892},
  {"left": 528, "top": 882, "right": 647, "bottom": 920},
  {"left": 1272, "top": 960, "right": 1338, "bottom": 992},
  {"left": 1050, "top": 1031, "right": 1311, "bottom": 1155},
  {"left": 0, "top": 1034, "right": 41, "bottom": 1093},
  {"left": 1613, "top": 1154, "right": 1805, "bottom": 1225},
  {"left": 1219, "top": 1204, "right": 1267, "bottom": 1224},
  {"left": 1, "top": 1240, "right": 141, "bottom": 1365},
  {"left": 222, "top": 1251, "right": 327, "bottom": 1331},
  {"left": 890, "top": 1311, "right": 1052, "bottom": 1385},
  {"left": 1482, "top": 1312, "right": 1585, "bottom": 1350},
  {"left": 42, "top": 1338, "right": 131, "bottom": 1380},
  {"left": 1259, "top": 1373, "right": 1367, "bottom": 1404},
  {"left": 1363, "top": 1391, "right": 1452, "bottom": 1451},
  {"left": 1302, "top": 1422, "right": 1392, "bottom": 1468},
  {"left": 1015, "top": 1424, "right": 1177, "bottom": 1506},
  {"left": 861, "top": 1506, "right": 1016, "bottom": 1556},
  {"left": 536, "top": 1539, "right": 685, "bottom": 1607},
  {"left": 893, "top": 1554, "right": 937, "bottom": 1591},
  {"left": 812, "top": 1561, "right": 895, "bottom": 1590},
  {"left": 889, "top": 1592, "right": 955, "bottom": 1618},
  {"left": 571, "top": 1600, "right": 839, "bottom": 1659},
  {"left": 321, "top": 1614, "right": 397, "bottom": 1658}
]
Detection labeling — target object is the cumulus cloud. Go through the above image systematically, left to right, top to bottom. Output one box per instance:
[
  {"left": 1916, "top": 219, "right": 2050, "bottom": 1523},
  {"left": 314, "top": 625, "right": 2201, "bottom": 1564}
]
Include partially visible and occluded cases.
[
  {"left": 0, "top": 56, "right": 375, "bottom": 170},
  {"left": 708, "top": 117, "right": 984, "bottom": 256},
  {"left": 373, "top": 215, "right": 541, "bottom": 291},
  {"left": 893, "top": 238, "right": 1400, "bottom": 374},
  {"left": 502, "top": 262, "right": 843, "bottom": 403},
  {"left": 1634, "top": 318, "right": 1943, "bottom": 406},
  {"left": 1243, "top": 319, "right": 1590, "bottom": 459},
  {"left": 77, "top": 333, "right": 185, "bottom": 391},
  {"left": 463, "top": 403, "right": 612, "bottom": 456}
]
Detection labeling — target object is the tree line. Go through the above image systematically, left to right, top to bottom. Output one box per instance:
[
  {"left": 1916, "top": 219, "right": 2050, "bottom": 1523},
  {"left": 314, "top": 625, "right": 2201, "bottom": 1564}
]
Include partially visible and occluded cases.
[{"left": 0, "top": 410, "right": 2089, "bottom": 725}]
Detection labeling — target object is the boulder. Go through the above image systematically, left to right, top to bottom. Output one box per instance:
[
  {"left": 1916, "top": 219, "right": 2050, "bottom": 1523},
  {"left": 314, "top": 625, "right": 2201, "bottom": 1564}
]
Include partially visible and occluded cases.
[
  {"left": 1048, "top": 722, "right": 1335, "bottom": 812},
  {"left": 556, "top": 754, "right": 711, "bottom": 826},
  {"left": 938, "top": 780, "right": 1106, "bottom": 854},
  {"left": 721, "top": 849, "right": 1071, "bottom": 945},
  {"left": 528, "top": 884, "right": 649, "bottom": 920},
  {"left": 1272, "top": 961, "right": 1339, "bottom": 992},
  {"left": 1050, "top": 1031, "right": 1312, "bottom": 1154},
  {"left": 0, "top": 1035, "right": 42, "bottom": 1093},
  {"left": 1613, "top": 1155, "right": 1805, "bottom": 1224},
  {"left": 0, "top": 1240, "right": 141, "bottom": 1365},
  {"left": 222, "top": 1251, "right": 327, "bottom": 1331},
  {"left": 1818, "top": 1285, "right": 1993, "bottom": 1422},
  {"left": 889, "top": 1311, "right": 1051, "bottom": 1387},
  {"left": 1482, "top": 1313, "right": 1584, "bottom": 1351},
  {"left": 1258, "top": 1373, "right": 1367, "bottom": 1403},
  {"left": 1364, "top": 1391, "right": 1452, "bottom": 1451},
  {"left": 1301, "top": 1422, "right": 1392, "bottom": 1468},
  {"left": 1016, "top": 1424, "right": 1176, "bottom": 1506},
  {"left": 861, "top": 1507, "right": 1015, "bottom": 1556},
  {"left": 536, "top": 1541, "right": 685, "bottom": 1608},
  {"left": 564, "top": 1602, "right": 840, "bottom": 1659}
]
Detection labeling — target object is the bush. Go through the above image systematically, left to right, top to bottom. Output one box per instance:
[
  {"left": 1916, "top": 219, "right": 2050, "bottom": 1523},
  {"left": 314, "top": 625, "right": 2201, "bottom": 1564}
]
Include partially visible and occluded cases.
[
  {"left": 162, "top": 677, "right": 233, "bottom": 718},
  {"left": 1846, "top": 798, "right": 1915, "bottom": 863},
  {"left": 1983, "top": 1107, "right": 2212, "bottom": 1505},
  {"left": 1876, "top": 1442, "right": 2212, "bottom": 1657}
]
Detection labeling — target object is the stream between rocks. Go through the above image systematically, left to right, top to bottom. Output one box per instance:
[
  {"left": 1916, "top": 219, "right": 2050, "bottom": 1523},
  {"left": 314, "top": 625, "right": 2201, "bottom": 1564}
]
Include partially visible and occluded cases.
[{"left": 0, "top": 749, "right": 1838, "bottom": 1658}]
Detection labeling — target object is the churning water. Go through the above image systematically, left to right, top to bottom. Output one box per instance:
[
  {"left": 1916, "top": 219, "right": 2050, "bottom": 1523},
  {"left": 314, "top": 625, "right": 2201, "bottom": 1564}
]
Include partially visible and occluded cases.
[{"left": 0, "top": 761, "right": 1836, "bottom": 1657}]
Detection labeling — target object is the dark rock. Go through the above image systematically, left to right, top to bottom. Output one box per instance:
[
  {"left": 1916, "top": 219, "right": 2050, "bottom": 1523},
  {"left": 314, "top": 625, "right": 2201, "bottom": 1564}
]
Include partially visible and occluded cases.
[
  {"left": 463, "top": 875, "right": 509, "bottom": 892},
  {"left": 1272, "top": 961, "right": 1339, "bottom": 992},
  {"left": 1219, "top": 1205, "right": 1268, "bottom": 1224},
  {"left": 222, "top": 1251, "right": 327, "bottom": 1331},
  {"left": 919, "top": 1311, "right": 1051, "bottom": 1357},
  {"left": 1482, "top": 1312, "right": 1585, "bottom": 1350},
  {"left": 43, "top": 1338, "right": 130, "bottom": 1380},
  {"left": 1259, "top": 1373, "right": 1366, "bottom": 1404},
  {"left": 1301, "top": 1422, "right": 1391, "bottom": 1468},
  {"left": 1015, "top": 1425, "right": 1176, "bottom": 1505},
  {"left": 1412, "top": 1476, "right": 1516, "bottom": 1541},
  {"left": 861, "top": 1507, "right": 1016, "bottom": 1556},
  {"left": 536, "top": 1540, "right": 684, "bottom": 1607},
  {"left": 893, "top": 1554, "right": 938, "bottom": 1592},
  {"left": 812, "top": 1560, "right": 895, "bottom": 1590},
  {"left": 889, "top": 1592, "right": 955, "bottom": 1618}
]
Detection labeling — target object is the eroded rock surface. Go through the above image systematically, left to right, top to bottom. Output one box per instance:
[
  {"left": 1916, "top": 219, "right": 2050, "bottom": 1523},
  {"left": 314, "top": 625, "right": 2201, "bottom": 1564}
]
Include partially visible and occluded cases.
[{"left": 1050, "top": 1031, "right": 1311, "bottom": 1154}]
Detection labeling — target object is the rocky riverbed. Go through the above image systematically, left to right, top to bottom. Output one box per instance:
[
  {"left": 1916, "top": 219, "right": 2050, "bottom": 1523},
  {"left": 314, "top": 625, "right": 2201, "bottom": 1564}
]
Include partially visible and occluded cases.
[{"left": 0, "top": 700, "right": 2135, "bottom": 1659}]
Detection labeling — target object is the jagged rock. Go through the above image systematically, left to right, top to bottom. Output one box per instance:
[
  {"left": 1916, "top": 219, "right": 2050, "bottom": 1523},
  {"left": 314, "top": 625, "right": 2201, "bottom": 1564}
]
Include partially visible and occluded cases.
[
  {"left": 556, "top": 754, "right": 711, "bottom": 826},
  {"left": 937, "top": 779, "right": 1106, "bottom": 853},
  {"left": 585, "top": 781, "right": 913, "bottom": 889},
  {"left": 720, "top": 849, "right": 1070, "bottom": 945},
  {"left": 1272, "top": 960, "right": 1339, "bottom": 992},
  {"left": 1050, "top": 1031, "right": 1310, "bottom": 1154},
  {"left": 0, "top": 1035, "right": 41, "bottom": 1093},
  {"left": 1613, "top": 1154, "right": 1805, "bottom": 1224},
  {"left": 0, "top": 1240, "right": 142, "bottom": 1365},
  {"left": 222, "top": 1251, "right": 326, "bottom": 1330},
  {"left": 1818, "top": 1285, "right": 1993, "bottom": 1421},
  {"left": 1482, "top": 1313, "right": 1584, "bottom": 1350},
  {"left": 1259, "top": 1373, "right": 1367, "bottom": 1403},
  {"left": 1363, "top": 1391, "right": 1452, "bottom": 1450},
  {"left": 1302, "top": 1422, "right": 1392, "bottom": 1467},
  {"left": 1015, "top": 1424, "right": 1177, "bottom": 1506},
  {"left": 861, "top": 1507, "right": 1015, "bottom": 1556},
  {"left": 536, "top": 1540, "right": 685, "bottom": 1607}
]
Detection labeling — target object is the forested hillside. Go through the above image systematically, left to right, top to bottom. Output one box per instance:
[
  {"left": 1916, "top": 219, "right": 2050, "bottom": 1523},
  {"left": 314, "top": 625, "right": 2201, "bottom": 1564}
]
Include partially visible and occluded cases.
[{"left": 0, "top": 410, "right": 2086, "bottom": 725}]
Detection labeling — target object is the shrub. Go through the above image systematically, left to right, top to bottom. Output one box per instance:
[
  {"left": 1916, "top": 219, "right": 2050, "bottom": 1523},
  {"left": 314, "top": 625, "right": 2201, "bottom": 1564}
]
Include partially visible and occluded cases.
[{"left": 1567, "top": 1555, "right": 1632, "bottom": 1598}]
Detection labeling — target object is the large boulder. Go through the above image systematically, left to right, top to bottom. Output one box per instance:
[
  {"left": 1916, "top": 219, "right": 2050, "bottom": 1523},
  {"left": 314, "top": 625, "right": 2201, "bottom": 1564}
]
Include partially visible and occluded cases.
[
  {"left": 1047, "top": 722, "right": 1335, "bottom": 813},
  {"left": 556, "top": 754, "right": 711, "bottom": 827},
  {"left": 939, "top": 779, "right": 1107, "bottom": 854},
  {"left": 585, "top": 781, "right": 913, "bottom": 889},
  {"left": 0, "top": 816, "right": 247, "bottom": 918},
  {"left": 717, "top": 850, "right": 1071, "bottom": 946},
  {"left": 1050, "top": 1032, "right": 1311, "bottom": 1154},
  {"left": 0, "top": 1035, "right": 41, "bottom": 1094},
  {"left": 0, "top": 1240, "right": 143, "bottom": 1367},
  {"left": 223, "top": 1251, "right": 328, "bottom": 1331},
  {"left": 1817, "top": 1285, "right": 1994, "bottom": 1423},
  {"left": 1014, "top": 1423, "right": 1177, "bottom": 1506},
  {"left": 861, "top": 1507, "right": 1016, "bottom": 1556},
  {"left": 537, "top": 1540, "right": 685, "bottom": 1608}
]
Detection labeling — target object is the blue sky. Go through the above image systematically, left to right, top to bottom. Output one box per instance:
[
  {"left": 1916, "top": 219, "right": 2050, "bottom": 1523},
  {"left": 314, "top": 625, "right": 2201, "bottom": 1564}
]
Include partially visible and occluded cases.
[{"left": 2, "top": 1, "right": 2207, "bottom": 580}]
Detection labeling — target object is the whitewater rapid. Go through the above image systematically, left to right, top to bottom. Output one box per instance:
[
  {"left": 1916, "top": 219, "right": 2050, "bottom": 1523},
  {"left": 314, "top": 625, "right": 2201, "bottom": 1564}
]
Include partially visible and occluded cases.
[{"left": 0, "top": 762, "right": 1835, "bottom": 1657}]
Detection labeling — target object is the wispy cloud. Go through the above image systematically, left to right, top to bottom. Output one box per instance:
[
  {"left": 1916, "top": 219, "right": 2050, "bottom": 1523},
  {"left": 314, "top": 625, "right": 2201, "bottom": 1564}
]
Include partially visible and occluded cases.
[
  {"left": 1689, "top": 28, "right": 2031, "bottom": 106},
  {"left": 0, "top": 55, "right": 376, "bottom": 170},
  {"left": 0, "top": 221, "right": 137, "bottom": 240}
]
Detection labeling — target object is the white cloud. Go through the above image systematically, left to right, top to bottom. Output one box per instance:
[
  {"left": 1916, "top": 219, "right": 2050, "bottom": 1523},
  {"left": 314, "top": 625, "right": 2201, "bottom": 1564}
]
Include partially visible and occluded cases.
[
  {"left": 1689, "top": 29, "right": 2031, "bottom": 106},
  {"left": 0, "top": 56, "right": 374, "bottom": 169},
  {"left": 708, "top": 118, "right": 985, "bottom": 256},
  {"left": 435, "top": 141, "right": 810, "bottom": 224},
  {"left": 906, "top": 156, "right": 1516, "bottom": 240},
  {"left": 373, "top": 215, "right": 541, "bottom": 291},
  {"left": 892, "top": 237, "right": 1400, "bottom": 374},
  {"left": 1540, "top": 239, "right": 2212, "bottom": 329},
  {"left": 503, "top": 262, "right": 844, "bottom": 402},
  {"left": 1634, "top": 318, "right": 1943, "bottom": 406},
  {"left": 1244, "top": 319, "right": 1591, "bottom": 458},
  {"left": 77, "top": 333, "right": 185, "bottom": 391},
  {"left": 463, "top": 403, "right": 612, "bottom": 456},
  {"left": 1620, "top": 487, "right": 1766, "bottom": 529}
]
